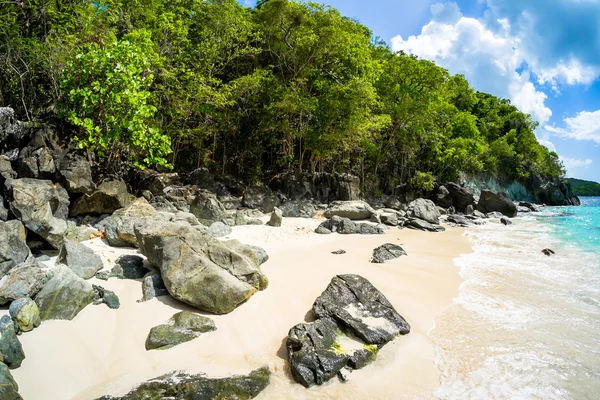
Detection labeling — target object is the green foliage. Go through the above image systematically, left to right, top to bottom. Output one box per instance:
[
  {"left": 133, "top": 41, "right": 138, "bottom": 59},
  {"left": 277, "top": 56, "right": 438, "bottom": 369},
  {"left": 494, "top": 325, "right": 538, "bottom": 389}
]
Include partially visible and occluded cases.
[
  {"left": 59, "top": 30, "right": 171, "bottom": 169},
  {"left": 411, "top": 171, "right": 435, "bottom": 192},
  {"left": 566, "top": 178, "right": 600, "bottom": 196}
]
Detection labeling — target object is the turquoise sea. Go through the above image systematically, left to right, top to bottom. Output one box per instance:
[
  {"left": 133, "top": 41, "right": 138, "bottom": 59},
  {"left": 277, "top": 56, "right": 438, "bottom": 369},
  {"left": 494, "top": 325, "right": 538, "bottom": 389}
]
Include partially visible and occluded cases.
[{"left": 431, "top": 197, "right": 600, "bottom": 399}]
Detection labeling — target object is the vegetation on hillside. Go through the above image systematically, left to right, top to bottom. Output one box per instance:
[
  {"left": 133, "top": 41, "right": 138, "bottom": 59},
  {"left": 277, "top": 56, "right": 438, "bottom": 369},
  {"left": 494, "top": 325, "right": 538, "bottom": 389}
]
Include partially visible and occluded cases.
[
  {"left": 0, "top": 0, "right": 564, "bottom": 192},
  {"left": 566, "top": 178, "right": 600, "bottom": 196}
]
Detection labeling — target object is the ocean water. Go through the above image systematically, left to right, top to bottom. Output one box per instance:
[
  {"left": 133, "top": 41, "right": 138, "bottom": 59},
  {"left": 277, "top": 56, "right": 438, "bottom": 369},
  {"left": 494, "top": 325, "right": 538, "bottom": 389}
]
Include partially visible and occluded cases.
[{"left": 431, "top": 197, "right": 600, "bottom": 400}]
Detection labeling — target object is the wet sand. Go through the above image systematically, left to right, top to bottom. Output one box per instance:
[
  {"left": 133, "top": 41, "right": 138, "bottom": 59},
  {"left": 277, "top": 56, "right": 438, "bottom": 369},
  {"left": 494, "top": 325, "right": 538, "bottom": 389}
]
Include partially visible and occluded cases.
[{"left": 9, "top": 217, "right": 471, "bottom": 399}]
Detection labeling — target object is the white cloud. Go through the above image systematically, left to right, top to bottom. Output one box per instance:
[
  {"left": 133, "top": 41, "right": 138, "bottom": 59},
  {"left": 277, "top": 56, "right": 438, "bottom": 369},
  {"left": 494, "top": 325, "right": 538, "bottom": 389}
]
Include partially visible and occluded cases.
[
  {"left": 390, "top": 4, "right": 553, "bottom": 125},
  {"left": 545, "top": 110, "right": 600, "bottom": 144},
  {"left": 559, "top": 156, "right": 593, "bottom": 169}
]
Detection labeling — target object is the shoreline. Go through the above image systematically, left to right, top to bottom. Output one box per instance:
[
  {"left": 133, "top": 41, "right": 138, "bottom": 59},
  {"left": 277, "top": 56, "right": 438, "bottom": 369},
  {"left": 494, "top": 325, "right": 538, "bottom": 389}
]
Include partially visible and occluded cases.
[{"left": 10, "top": 217, "right": 472, "bottom": 400}]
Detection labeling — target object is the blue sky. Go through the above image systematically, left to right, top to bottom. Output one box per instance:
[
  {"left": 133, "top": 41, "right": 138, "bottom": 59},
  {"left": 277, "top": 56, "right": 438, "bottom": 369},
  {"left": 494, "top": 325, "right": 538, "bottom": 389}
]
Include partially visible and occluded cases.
[{"left": 241, "top": 0, "right": 600, "bottom": 182}]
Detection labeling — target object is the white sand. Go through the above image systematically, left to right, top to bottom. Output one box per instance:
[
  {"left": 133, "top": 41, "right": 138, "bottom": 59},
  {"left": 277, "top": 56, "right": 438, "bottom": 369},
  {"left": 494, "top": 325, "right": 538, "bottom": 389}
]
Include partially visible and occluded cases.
[{"left": 10, "top": 218, "right": 471, "bottom": 400}]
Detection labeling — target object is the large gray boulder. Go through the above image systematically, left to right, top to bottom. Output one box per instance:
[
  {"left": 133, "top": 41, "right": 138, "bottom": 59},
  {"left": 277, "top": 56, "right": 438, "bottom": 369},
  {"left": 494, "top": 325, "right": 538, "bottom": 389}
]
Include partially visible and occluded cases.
[
  {"left": 56, "top": 155, "right": 95, "bottom": 194},
  {"left": 6, "top": 178, "right": 70, "bottom": 248},
  {"left": 70, "top": 180, "right": 130, "bottom": 216},
  {"left": 242, "top": 186, "right": 280, "bottom": 213},
  {"left": 190, "top": 190, "right": 227, "bottom": 226},
  {"left": 477, "top": 190, "right": 517, "bottom": 217},
  {"left": 98, "top": 198, "right": 159, "bottom": 247},
  {"left": 408, "top": 198, "right": 440, "bottom": 224},
  {"left": 324, "top": 200, "right": 375, "bottom": 220},
  {"left": 315, "top": 215, "right": 384, "bottom": 235},
  {"left": 0, "top": 221, "right": 32, "bottom": 277},
  {"left": 135, "top": 222, "right": 268, "bottom": 314},
  {"left": 57, "top": 240, "right": 104, "bottom": 279},
  {"left": 370, "top": 244, "right": 406, "bottom": 263},
  {"left": 0, "top": 262, "right": 45, "bottom": 304},
  {"left": 34, "top": 265, "right": 95, "bottom": 321},
  {"left": 9, "top": 297, "right": 41, "bottom": 332},
  {"left": 145, "top": 311, "right": 216, "bottom": 350},
  {"left": 0, "top": 315, "right": 25, "bottom": 369},
  {"left": 0, "top": 362, "right": 21, "bottom": 399},
  {"left": 96, "top": 366, "right": 270, "bottom": 400}
]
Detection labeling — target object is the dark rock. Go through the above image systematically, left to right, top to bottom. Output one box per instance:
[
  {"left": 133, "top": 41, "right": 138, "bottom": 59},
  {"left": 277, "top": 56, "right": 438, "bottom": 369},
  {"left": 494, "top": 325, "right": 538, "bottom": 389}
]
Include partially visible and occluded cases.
[
  {"left": 0, "top": 108, "right": 24, "bottom": 148},
  {"left": 56, "top": 155, "right": 95, "bottom": 194},
  {"left": 137, "top": 171, "right": 181, "bottom": 196},
  {"left": 270, "top": 172, "right": 360, "bottom": 203},
  {"left": 70, "top": 180, "right": 130, "bottom": 216},
  {"left": 446, "top": 183, "right": 475, "bottom": 212},
  {"left": 436, "top": 185, "right": 453, "bottom": 208},
  {"left": 242, "top": 186, "right": 280, "bottom": 213},
  {"left": 190, "top": 190, "right": 227, "bottom": 225},
  {"left": 477, "top": 190, "right": 517, "bottom": 217},
  {"left": 0, "top": 195, "right": 9, "bottom": 221},
  {"left": 383, "top": 196, "right": 402, "bottom": 210},
  {"left": 408, "top": 198, "right": 440, "bottom": 224},
  {"left": 324, "top": 201, "right": 375, "bottom": 220},
  {"left": 519, "top": 201, "right": 540, "bottom": 212},
  {"left": 465, "top": 204, "right": 475, "bottom": 215},
  {"left": 266, "top": 207, "right": 283, "bottom": 227},
  {"left": 486, "top": 211, "right": 504, "bottom": 219},
  {"left": 380, "top": 212, "right": 398, "bottom": 226},
  {"left": 446, "top": 214, "right": 474, "bottom": 227},
  {"left": 500, "top": 217, "right": 512, "bottom": 226},
  {"left": 406, "top": 218, "right": 445, "bottom": 232},
  {"left": 0, "top": 221, "right": 32, "bottom": 277},
  {"left": 207, "top": 221, "right": 232, "bottom": 238},
  {"left": 135, "top": 222, "right": 268, "bottom": 314},
  {"left": 315, "top": 226, "right": 332, "bottom": 234},
  {"left": 57, "top": 239, "right": 104, "bottom": 279},
  {"left": 371, "top": 244, "right": 406, "bottom": 263},
  {"left": 542, "top": 248, "right": 555, "bottom": 256},
  {"left": 332, "top": 250, "right": 346, "bottom": 255},
  {"left": 112, "top": 255, "right": 148, "bottom": 279},
  {"left": 0, "top": 262, "right": 45, "bottom": 304},
  {"left": 34, "top": 265, "right": 95, "bottom": 320},
  {"left": 140, "top": 274, "right": 169, "bottom": 301},
  {"left": 92, "top": 285, "right": 120, "bottom": 309},
  {"left": 9, "top": 297, "right": 41, "bottom": 332},
  {"left": 145, "top": 311, "right": 216, "bottom": 350},
  {"left": 0, "top": 315, "right": 25, "bottom": 368},
  {"left": 0, "top": 360, "right": 22, "bottom": 399},
  {"left": 96, "top": 366, "right": 270, "bottom": 400}
]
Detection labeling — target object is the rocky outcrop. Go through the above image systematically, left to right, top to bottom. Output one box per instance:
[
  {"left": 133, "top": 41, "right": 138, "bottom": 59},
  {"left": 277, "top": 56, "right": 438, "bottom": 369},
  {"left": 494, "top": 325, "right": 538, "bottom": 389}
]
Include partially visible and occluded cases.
[
  {"left": 56, "top": 155, "right": 95, "bottom": 194},
  {"left": 270, "top": 172, "right": 360, "bottom": 203},
  {"left": 6, "top": 178, "right": 70, "bottom": 248},
  {"left": 538, "top": 179, "right": 580, "bottom": 206},
  {"left": 70, "top": 180, "right": 130, "bottom": 216},
  {"left": 445, "top": 182, "right": 475, "bottom": 212},
  {"left": 242, "top": 186, "right": 280, "bottom": 213},
  {"left": 190, "top": 190, "right": 227, "bottom": 225},
  {"left": 477, "top": 190, "right": 517, "bottom": 217},
  {"left": 97, "top": 198, "right": 158, "bottom": 247},
  {"left": 407, "top": 198, "right": 440, "bottom": 224},
  {"left": 279, "top": 200, "right": 317, "bottom": 218},
  {"left": 324, "top": 200, "right": 375, "bottom": 220},
  {"left": 266, "top": 207, "right": 283, "bottom": 227},
  {"left": 315, "top": 216, "right": 385, "bottom": 235},
  {"left": 406, "top": 218, "right": 445, "bottom": 232},
  {"left": 0, "top": 221, "right": 32, "bottom": 277},
  {"left": 135, "top": 222, "right": 268, "bottom": 314},
  {"left": 57, "top": 240, "right": 104, "bottom": 279},
  {"left": 370, "top": 244, "right": 406, "bottom": 263},
  {"left": 0, "top": 262, "right": 45, "bottom": 304},
  {"left": 34, "top": 265, "right": 95, "bottom": 320},
  {"left": 287, "top": 275, "right": 410, "bottom": 387},
  {"left": 9, "top": 298, "right": 41, "bottom": 332},
  {"left": 145, "top": 311, "right": 216, "bottom": 350},
  {"left": 0, "top": 315, "right": 25, "bottom": 368},
  {"left": 0, "top": 362, "right": 22, "bottom": 399},
  {"left": 97, "top": 366, "right": 270, "bottom": 400}
]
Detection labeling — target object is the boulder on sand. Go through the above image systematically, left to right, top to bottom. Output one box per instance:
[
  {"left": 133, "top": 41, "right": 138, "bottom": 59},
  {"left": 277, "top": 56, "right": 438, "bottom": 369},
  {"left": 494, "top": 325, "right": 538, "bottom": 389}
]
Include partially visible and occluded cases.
[
  {"left": 70, "top": 180, "right": 130, "bottom": 216},
  {"left": 242, "top": 186, "right": 280, "bottom": 213},
  {"left": 190, "top": 190, "right": 227, "bottom": 226},
  {"left": 477, "top": 190, "right": 517, "bottom": 217},
  {"left": 98, "top": 198, "right": 159, "bottom": 247},
  {"left": 407, "top": 198, "right": 440, "bottom": 224},
  {"left": 324, "top": 201, "right": 375, "bottom": 220},
  {"left": 266, "top": 207, "right": 283, "bottom": 227},
  {"left": 315, "top": 215, "right": 385, "bottom": 235},
  {"left": 406, "top": 218, "right": 445, "bottom": 232},
  {"left": 0, "top": 221, "right": 32, "bottom": 278},
  {"left": 135, "top": 222, "right": 268, "bottom": 314},
  {"left": 57, "top": 239, "right": 104, "bottom": 279},
  {"left": 370, "top": 244, "right": 407, "bottom": 263},
  {"left": 0, "top": 262, "right": 45, "bottom": 304},
  {"left": 34, "top": 265, "right": 95, "bottom": 321},
  {"left": 140, "top": 274, "right": 169, "bottom": 302},
  {"left": 9, "top": 298, "right": 41, "bottom": 332},
  {"left": 145, "top": 311, "right": 216, "bottom": 350},
  {"left": 0, "top": 314, "right": 25, "bottom": 368},
  {"left": 0, "top": 362, "right": 21, "bottom": 399},
  {"left": 96, "top": 366, "right": 270, "bottom": 400}
]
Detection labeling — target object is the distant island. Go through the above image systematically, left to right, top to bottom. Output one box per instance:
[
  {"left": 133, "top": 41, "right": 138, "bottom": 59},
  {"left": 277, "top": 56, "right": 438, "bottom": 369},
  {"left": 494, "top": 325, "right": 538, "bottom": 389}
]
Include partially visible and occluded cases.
[{"left": 566, "top": 178, "right": 600, "bottom": 196}]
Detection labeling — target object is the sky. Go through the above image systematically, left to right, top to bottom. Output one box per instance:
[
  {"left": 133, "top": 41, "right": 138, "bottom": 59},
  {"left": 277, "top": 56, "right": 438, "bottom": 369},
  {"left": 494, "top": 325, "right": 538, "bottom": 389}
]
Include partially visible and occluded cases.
[{"left": 241, "top": 0, "right": 600, "bottom": 182}]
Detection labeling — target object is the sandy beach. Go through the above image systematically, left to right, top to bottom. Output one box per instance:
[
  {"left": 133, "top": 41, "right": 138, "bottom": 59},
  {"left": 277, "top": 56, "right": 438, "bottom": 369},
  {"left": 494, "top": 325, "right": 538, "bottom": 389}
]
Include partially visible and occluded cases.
[{"left": 9, "top": 217, "right": 471, "bottom": 400}]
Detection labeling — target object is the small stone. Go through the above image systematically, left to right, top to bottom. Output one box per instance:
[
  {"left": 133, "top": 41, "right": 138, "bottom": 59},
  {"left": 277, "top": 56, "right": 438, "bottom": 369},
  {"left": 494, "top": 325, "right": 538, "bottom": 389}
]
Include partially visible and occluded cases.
[
  {"left": 266, "top": 207, "right": 283, "bottom": 227},
  {"left": 500, "top": 217, "right": 512, "bottom": 226},
  {"left": 371, "top": 244, "right": 407, "bottom": 263},
  {"left": 542, "top": 248, "right": 555, "bottom": 256},
  {"left": 332, "top": 249, "right": 346, "bottom": 255},
  {"left": 112, "top": 255, "right": 148, "bottom": 279},
  {"left": 92, "top": 285, "right": 120, "bottom": 309},
  {"left": 145, "top": 311, "right": 216, "bottom": 350}
]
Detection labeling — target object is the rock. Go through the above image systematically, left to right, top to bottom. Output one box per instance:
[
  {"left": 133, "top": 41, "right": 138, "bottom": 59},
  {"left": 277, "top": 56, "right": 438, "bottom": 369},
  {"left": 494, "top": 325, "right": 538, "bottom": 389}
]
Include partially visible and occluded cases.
[
  {"left": 56, "top": 155, "right": 95, "bottom": 194},
  {"left": 137, "top": 171, "right": 181, "bottom": 196},
  {"left": 270, "top": 172, "right": 360, "bottom": 203},
  {"left": 6, "top": 178, "right": 70, "bottom": 248},
  {"left": 70, "top": 180, "right": 130, "bottom": 216},
  {"left": 446, "top": 182, "right": 475, "bottom": 212},
  {"left": 435, "top": 185, "right": 453, "bottom": 208},
  {"left": 242, "top": 186, "right": 280, "bottom": 213},
  {"left": 190, "top": 190, "right": 227, "bottom": 225},
  {"left": 477, "top": 190, "right": 517, "bottom": 217},
  {"left": 383, "top": 196, "right": 402, "bottom": 210},
  {"left": 98, "top": 198, "right": 159, "bottom": 247},
  {"left": 408, "top": 198, "right": 440, "bottom": 224},
  {"left": 279, "top": 201, "right": 317, "bottom": 218},
  {"left": 324, "top": 201, "right": 375, "bottom": 220},
  {"left": 519, "top": 201, "right": 540, "bottom": 212},
  {"left": 465, "top": 204, "right": 474, "bottom": 215},
  {"left": 516, "top": 205, "right": 531, "bottom": 213},
  {"left": 266, "top": 207, "right": 283, "bottom": 227},
  {"left": 472, "top": 210, "right": 487, "bottom": 219},
  {"left": 162, "top": 211, "right": 200, "bottom": 226},
  {"left": 486, "top": 211, "right": 504, "bottom": 219},
  {"left": 380, "top": 212, "right": 398, "bottom": 226},
  {"left": 369, "top": 213, "right": 381, "bottom": 224},
  {"left": 446, "top": 214, "right": 474, "bottom": 227},
  {"left": 315, "top": 216, "right": 384, "bottom": 235},
  {"left": 500, "top": 217, "right": 512, "bottom": 226},
  {"left": 406, "top": 218, "right": 445, "bottom": 232},
  {"left": 0, "top": 221, "right": 32, "bottom": 278},
  {"left": 207, "top": 221, "right": 232, "bottom": 238},
  {"left": 135, "top": 222, "right": 268, "bottom": 314},
  {"left": 315, "top": 226, "right": 332, "bottom": 234},
  {"left": 57, "top": 240, "right": 104, "bottom": 279},
  {"left": 370, "top": 244, "right": 406, "bottom": 263},
  {"left": 247, "top": 245, "right": 269, "bottom": 265},
  {"left": 542, "top": 248, "right": 555, "bottom": 256},
  {"left": 332, "top": 249, "right": 346, "bottom": 255},
  {"left": 112, "top": 255, "right": 148, "bottom": 279},
  {"left": 0, "top": 263, "right": 45, "bottom": 304},
  {"left": 34, "top": 265, "right": 95, "bottom": 320},
  {"left": 95, "top": 270, "right": 111, "bottom": 280},
  {"left": 140, "top": 274, "right": 169, "bottom": 301},
  {"left": 313, "top": 275, "right": 410, "bottom": 345},
  {"left": 92, "top": 285, "right": 120, "bottom": 309},
  {"left": 9, "top": 298, "right": 41, "bottom": 333},
  {"left": 145, "top": 311, "right": 216, "bottom": 350},
  {"left": 0, "top": 315, "right": 25, "bottom": 368},
  {"left": 0, "top": 362, "right": 21, "bottom": 399},
  {"left": 96, "top": 366, "right": 270, "bottom": 400}
]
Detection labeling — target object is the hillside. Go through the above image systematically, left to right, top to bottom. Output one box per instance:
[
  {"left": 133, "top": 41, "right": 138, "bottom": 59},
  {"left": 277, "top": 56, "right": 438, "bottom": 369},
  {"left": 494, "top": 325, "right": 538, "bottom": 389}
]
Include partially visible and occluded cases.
[{"left": 566, "top": 178, "right": 600, "bottom": 196}]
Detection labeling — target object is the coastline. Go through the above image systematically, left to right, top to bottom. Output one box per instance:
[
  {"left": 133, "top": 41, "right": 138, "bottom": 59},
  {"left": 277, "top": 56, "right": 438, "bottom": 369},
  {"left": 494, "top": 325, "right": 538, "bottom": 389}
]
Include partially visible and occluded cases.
[{"left": 9, "top": 217, "right": 472, "bottom": 400}]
